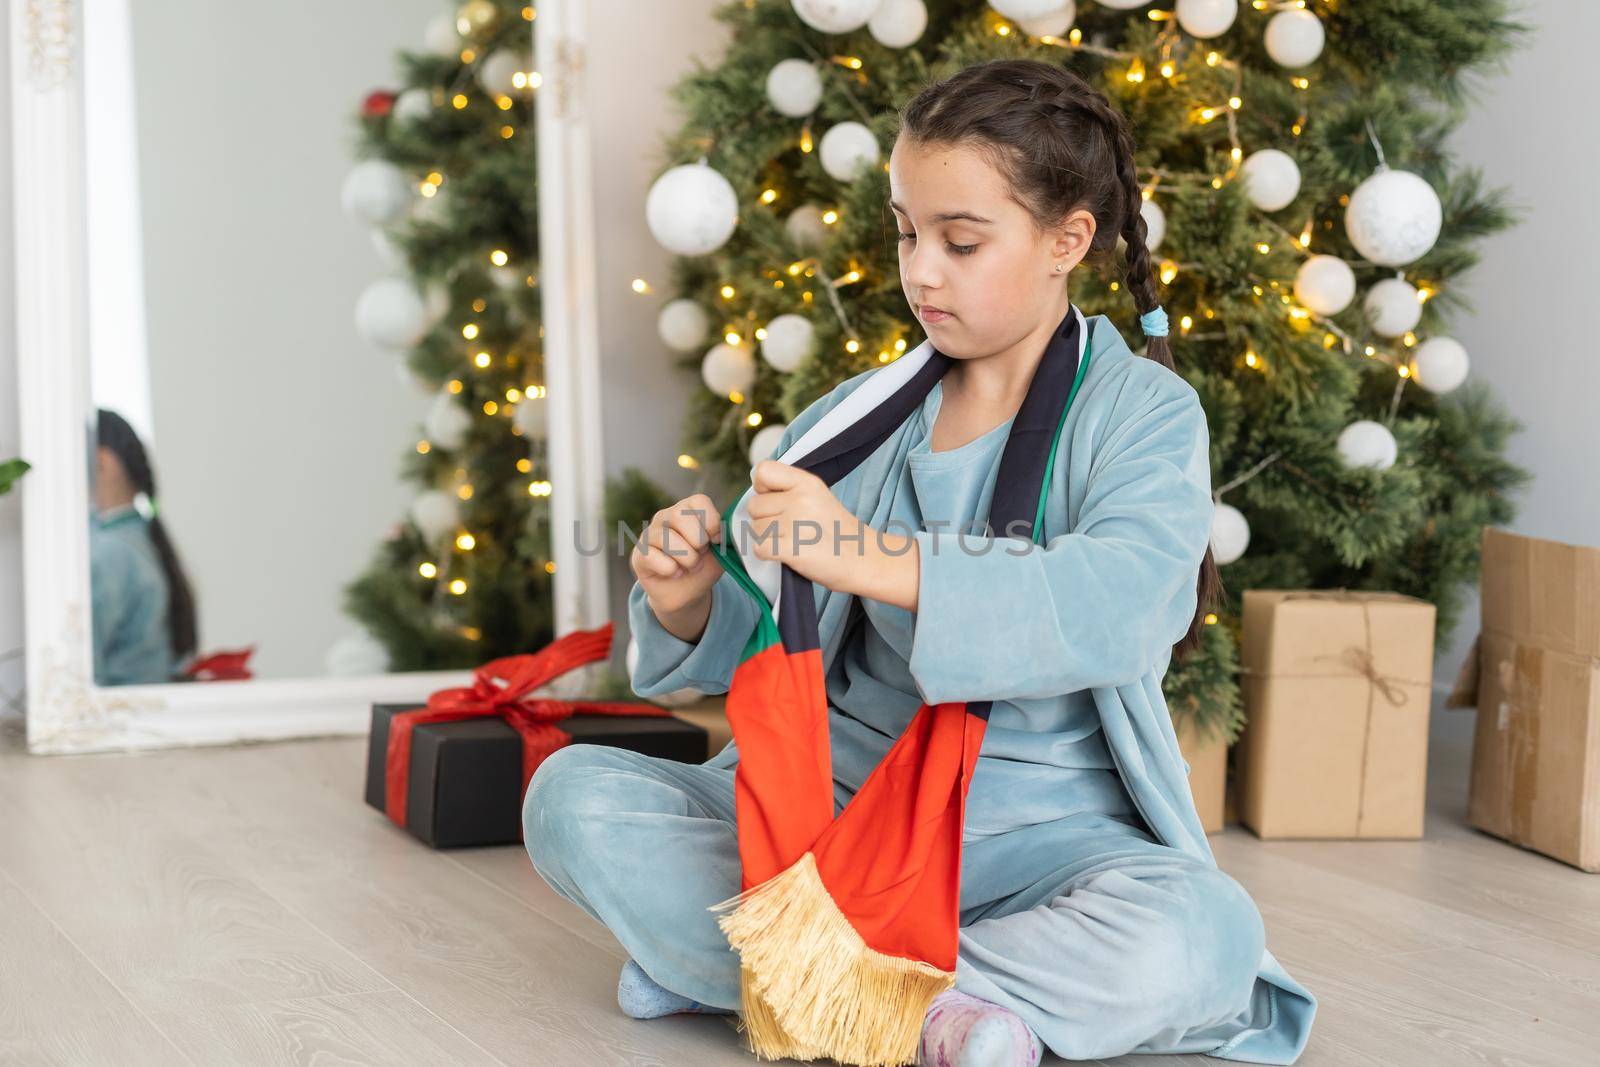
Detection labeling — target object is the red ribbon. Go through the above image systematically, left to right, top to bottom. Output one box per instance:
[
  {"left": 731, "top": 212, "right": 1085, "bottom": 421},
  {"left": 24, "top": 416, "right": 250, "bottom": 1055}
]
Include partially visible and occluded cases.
[{"left": 382, "top": 621, "right": 670, "bottom": 830}]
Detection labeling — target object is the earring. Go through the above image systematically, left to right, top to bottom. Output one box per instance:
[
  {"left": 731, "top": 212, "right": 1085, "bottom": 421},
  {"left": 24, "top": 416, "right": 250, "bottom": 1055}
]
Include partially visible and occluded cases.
[{"left": 1054, "top": 264, "right": 1063, "bottom": 272}]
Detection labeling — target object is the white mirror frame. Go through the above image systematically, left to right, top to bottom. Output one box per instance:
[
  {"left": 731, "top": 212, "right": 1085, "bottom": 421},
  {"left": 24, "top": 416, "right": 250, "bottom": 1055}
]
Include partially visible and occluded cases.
[{"left": 10, "top": 0, "right": 610, "bottom": 755}]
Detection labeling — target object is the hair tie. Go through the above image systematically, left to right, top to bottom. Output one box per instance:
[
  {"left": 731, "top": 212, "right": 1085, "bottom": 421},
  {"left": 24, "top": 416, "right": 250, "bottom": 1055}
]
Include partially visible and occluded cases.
[{"left": 1139, "top": 305, "right": 1169, "bottom": 338}]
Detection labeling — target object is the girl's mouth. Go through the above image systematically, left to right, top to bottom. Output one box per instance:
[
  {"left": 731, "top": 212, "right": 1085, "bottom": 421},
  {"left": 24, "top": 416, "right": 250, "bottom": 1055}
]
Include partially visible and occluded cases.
[{"left": 919, "top": 305, "right": 952, "bottom": 323}]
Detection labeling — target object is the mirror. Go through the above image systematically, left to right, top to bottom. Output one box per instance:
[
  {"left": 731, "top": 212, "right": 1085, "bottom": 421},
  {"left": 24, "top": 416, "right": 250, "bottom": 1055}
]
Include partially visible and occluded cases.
[
  {"left": 15, "top": 0, "right": 608, "bottom": 752},
  {"left": 82, "top": 0, "right": 547, "bottom": 686}
]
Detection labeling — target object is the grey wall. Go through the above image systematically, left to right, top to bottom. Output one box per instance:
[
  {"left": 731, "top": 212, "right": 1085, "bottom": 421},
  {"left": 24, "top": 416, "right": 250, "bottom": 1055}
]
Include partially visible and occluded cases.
[{"left": 1, "top": 2, "right": 1590, "bottom": 707}]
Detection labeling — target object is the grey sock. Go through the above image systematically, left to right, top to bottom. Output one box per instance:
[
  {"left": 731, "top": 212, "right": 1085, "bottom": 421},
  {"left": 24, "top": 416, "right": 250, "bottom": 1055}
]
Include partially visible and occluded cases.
[{"left": 616, "top": 958, "right": 735, "bottom": 1019}]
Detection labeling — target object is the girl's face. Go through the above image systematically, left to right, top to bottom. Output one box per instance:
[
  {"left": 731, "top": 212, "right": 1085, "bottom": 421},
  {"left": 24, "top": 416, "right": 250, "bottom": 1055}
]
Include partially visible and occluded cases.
[{"left": 889, "top": 137, "right": 1094, "bottom": 359}]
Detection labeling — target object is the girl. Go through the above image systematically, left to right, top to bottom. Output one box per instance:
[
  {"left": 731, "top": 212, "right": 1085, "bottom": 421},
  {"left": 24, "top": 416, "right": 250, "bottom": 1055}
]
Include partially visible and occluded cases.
[
  {"left": 525, "top": 60, "right": 1314, "bottom": 1066},
  {"left": 90, "top": 408, "right": 198, "bottom": 685}
]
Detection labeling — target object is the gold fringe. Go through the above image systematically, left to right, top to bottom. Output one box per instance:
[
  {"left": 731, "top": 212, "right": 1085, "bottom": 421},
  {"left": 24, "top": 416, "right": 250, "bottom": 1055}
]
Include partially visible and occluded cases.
[{"left": 708, "top": 851, "right": 956, "bottom": 1067}]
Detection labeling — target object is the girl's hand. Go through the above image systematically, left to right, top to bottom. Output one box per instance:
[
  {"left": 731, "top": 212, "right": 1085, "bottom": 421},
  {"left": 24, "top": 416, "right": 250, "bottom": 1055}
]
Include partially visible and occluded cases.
[
  {"left": 744, "top": 461, "right": 866, "bottom": 592},
  {"left": 631, "top": 494, "right": 725, "bottom": 626}
]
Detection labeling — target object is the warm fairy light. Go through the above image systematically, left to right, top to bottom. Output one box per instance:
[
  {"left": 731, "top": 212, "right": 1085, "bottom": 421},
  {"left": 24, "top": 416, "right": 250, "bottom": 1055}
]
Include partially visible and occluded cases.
[
  {"left": 523, "top": 6, "right": 534, "bottom": 21},
  {"left": 995, "top": 23, "right": 1011, "bottom": 37},
  {"left": 1069, "top": 28, "right": 1082, "bottom": 44},
  {"left": 459, "top": 48, "right": 476, "bottom": 64},
  {"left": 1206, "top": 51, "right": 1221, "bottom": 66},
  {"left": 837, "top": 55, "right": 863, "bottom": 70},
  {"left": 1126, "top": 58, "right": 1146, "bottom": 84},
  {"left": 1159, "top": 61, "right": 1176, "bottom": 78},
  {"left": 512, "top": 71, "right": 529, "bottom": 90},
  {"left": 528, "top": 72, "right": 543, "bottom": 89},
  {"left": 1292, "top": 77, "right": 1310, "bottom": 90},
  {"left": 452, "top": 93, "right": 469, "bottom": 109},
  {"left": 496, "top": 95, "right": 514, "bottom": 110},
  {"left": 1229, "top": 96, "right": 1243, "bottom": 109},
  {"left": 1197, "top": 107, "right": 1219, "bottom": 123},
  {"left": 1291, "top": 123, "right": 1304, "bottom": 136},
  {"left": 500, "top": 125, "right": 515, "bottom": 139},
  {"left": 800, "top": 128, "right": 814, "bottom": 153},
  {"left": 1231, "top": 146, "right": 1243, "bottom": 163},
  {"left": 1211, "top": 177, "right": 1223, "bottom": 189},
  {"left": 420, "top": 180, "right": 439, "bottom": 198},
  {"left": 760, "top": 188, "right": 778, "bottom": 204},
  {"left": 822, "top": 209, "right": 839, "bottom": 224},
  {"left": 1299, "top": 221, "right": 1314, "bottom": 247},
  {"left": 1256, "top": 242, "right": 1272, "bottom": 254},
  {"left": 490, "top": 249, "right": 510, "bottom": 266},
  {"left": 787, "top": 261, "right": 804, "bottom": 276},
  {"left": 1159, "top": 261, "right": 1178, "bottom": 284},
  {"left": 841, "top": 269, "right": 863, "bottom": 284},
  {"left": 631, "top": 278, "right": 650, "bottom": 294},
  {"left": 1110, "top": 281, "right": 1120, "bottom": 291},
  {"left": 720, "top": 285, "right": 736, "bottom": 299},
  {"left": 1252, "top": 285, "right": 1265, "bottom": 297},
  {"left": 1417, "top": 286, "right": 1435, "bottom": 302},
  {"left": 471, "top": 297, "right": 486, "bottom": 312},
  {"left": 1289, "top": 306, "right": 1311, "bottom": 320},
  {"left": 1180, "top": 315, "right": 1194, "bottom": 332},
  {"left": 462, "top": 323, "right": 479, "bottom": 339},
  {"left": 755, "top": 327, "right": 769, "bottom": 341},
  {"left": 725, "top": 331, "right": 742, "bottom": 345},
  {"left": 1403, "top": 332, "right": 1418, "bottom": 347},
  {"left": 1324, "top": 333, "right": 1339, "bottom": 348},
  {"left": 895, "top": 338, "right": 907, "bottom": 351},
  {"left": 845, "top": 339, "right": 861, "bottom": 354},
  {"left": 1365, "top": 345, "right": 1378, "bottom": 357},
  {"left": 1244, "top": 349, "right": 1259, "bottom": 368},
  {"left": 878, "top": 350, "right": 891, "bottom": 362},
  {"left": 475, "top": 351, "right": 492, "bottom": 367},
  {"left": 1398, "top": 364, "right": 1412, "bottom": 378},
  {"left": 448, "top": 379, "right": 464, "bottom": 394},
  {"left": 525, "top": 384, "right": 546, "bottom": 399},
  {"left": 507, "top": 387, "right": 523, "bottom": 403},
  {"left": 728, "top": 390, "right": 744, "bottom": 404},
  {"left": 483, "top": 400, "right": 498, "bottom": 415},
  {"left": 747, "top": 413, "right": 763, "bottom": 427},
  {"left": 416, "top": 440, "right": 431, "bottom": 454},
  {"left": 678, "top": 454, "right": 699, "bottom": 469},
  {"left": 528, "top": 480, "right": 552, "bottom": 497},
  {"left": 457, "top": 484, "right": 474, "bottom": 500},
  {"left": 456, "top": 532, "right": 476, "bottom": 551},
  {"left": 419, "top": 561, "right": 437, "bottom": 578},
  {"left": 543, "top": 561, "right": 557, "bottom": 574},
  {"left": 449, "top": 579, "right": 468, "bottom": 595},
  {"left": 1205, "top": 613, "right": 1219, "bottom": 625},
  {"left": 461, "top": 626, "right": 481, "bottom": 641}
]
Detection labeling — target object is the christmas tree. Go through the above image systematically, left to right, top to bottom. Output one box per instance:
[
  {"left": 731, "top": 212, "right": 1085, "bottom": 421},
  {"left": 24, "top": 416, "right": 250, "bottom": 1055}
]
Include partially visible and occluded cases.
[
  {"left": 339, "top": 0, "right": 552, "bottom": 671},
  {"left": 643, "top": 0, "right": 1530, "bottom": 740}
]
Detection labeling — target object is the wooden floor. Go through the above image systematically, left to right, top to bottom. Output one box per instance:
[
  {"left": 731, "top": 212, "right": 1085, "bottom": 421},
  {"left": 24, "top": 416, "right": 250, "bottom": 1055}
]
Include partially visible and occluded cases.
[{"left": 0, "top": 701, "right": 1596, "bottom": 1067}]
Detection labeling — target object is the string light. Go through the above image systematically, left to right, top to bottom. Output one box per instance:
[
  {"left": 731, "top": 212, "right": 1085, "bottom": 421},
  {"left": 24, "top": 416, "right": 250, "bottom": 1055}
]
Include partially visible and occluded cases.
[
  {"left": 452, "top": 93, "right": 469, "bottom": 110},
  {"left": 490, "top": 249, "right": 509, "bottom": 266},
  {"left": 630, "top": 278, "right": 650, "bottom": 294},
  {"left": 720, "top": 284, "right": 737, "bottom": 299},
  {"left": 462, "top": 323, "right": 479, "bottom": 339},
  {"left": 474, "top": 351, "right": 492, "bottom": 368},
  {"left": 447, "top": 379, "right": 464, "bottom": 394},
  {"left": 747, "top": 413, "right": 763, "bottom": 427},
  {"left": 416, "top": 440, "right": 431, "bottom": 454},
  {"left": 677, "top": 454, "right": 699, "bottom": 469},
  {"left": 456, "top": 532, "right": 476, "bottom": 551},
  {"left": 419, "top": 561, "right": 437, "bottom": 578},
  {"left": 449, "top": 579, "right": 468, "bottom": 595}
]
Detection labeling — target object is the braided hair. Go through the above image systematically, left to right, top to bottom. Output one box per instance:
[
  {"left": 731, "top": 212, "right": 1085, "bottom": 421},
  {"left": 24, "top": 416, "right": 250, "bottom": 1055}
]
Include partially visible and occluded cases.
[
  {"left": 896, "top": 59, "right": 1219, "bottom": 659},
  {"left": 95, "top": 409, "right": 199, "bottom": 667}
]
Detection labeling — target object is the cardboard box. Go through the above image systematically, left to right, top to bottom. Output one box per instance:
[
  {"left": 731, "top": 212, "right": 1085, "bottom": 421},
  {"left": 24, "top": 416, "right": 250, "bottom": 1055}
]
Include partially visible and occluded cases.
[
  {"left": 1448, "top": 528, "right": 1600, "bottom": 872},
  {"left": 1236, "top": 589, "right": 1435, "bottom": 839},
  {"left": 365, "top": 703, "right": 708, "bottom": 848},
  {"left": 1175, "top": 714, "right": 1227, "bottom": 834}
]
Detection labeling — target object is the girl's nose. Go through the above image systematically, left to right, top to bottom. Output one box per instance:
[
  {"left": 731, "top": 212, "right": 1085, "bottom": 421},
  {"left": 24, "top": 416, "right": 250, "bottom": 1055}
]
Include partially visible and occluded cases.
[{"left": 902, "top": 242, "right": 942, "bottom": 291}]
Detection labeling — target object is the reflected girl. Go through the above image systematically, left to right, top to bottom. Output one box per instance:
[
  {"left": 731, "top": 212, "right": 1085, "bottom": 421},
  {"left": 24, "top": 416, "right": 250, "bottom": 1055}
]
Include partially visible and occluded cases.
[{"left": 89, "top": 409, "right": 198, "bottom": 685}]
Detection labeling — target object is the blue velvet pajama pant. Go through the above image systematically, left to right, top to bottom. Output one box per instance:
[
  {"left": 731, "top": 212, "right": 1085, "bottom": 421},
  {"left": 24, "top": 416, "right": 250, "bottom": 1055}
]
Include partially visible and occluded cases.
[{"left": 523, "top": 743, "right": 1275, "bottom": 1062}]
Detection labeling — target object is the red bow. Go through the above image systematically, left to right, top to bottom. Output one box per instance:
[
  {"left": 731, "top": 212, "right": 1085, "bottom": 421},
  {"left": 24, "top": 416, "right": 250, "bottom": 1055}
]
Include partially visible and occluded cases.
[{"left": 383, "top": 621, "right": 670, "bottom": 829}]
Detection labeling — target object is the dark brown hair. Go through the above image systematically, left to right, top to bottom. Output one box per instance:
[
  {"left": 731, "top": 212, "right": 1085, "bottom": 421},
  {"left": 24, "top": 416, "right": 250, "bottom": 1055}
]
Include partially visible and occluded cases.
[{"left": 896, "top": 58, "right": 1220, "bottom": 661}]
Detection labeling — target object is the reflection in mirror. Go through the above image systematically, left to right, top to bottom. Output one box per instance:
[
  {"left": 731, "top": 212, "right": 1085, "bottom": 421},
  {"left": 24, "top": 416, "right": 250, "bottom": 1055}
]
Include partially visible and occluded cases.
[{"left": 83, "top": 0, "right": 546, "bottom": 686}]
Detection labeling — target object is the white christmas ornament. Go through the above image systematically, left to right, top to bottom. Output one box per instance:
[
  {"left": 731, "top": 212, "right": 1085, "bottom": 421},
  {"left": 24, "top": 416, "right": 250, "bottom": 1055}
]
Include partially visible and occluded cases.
[
  {"left": 791, "top": 0, "right": 882, "bottom": 34},
  {"left": 869, "top": 0, "right": 927, "bottom": 48},
  {"left": 988, "top": 0, "right": 1067, "bottom": 20},
  {"left": 1096, "top": 0, "right": 1151, "bottom": 8},
  {"left": 1175, "top": 0, "right": 1237, "bottom": 38},
  {"left": 1015, "top": 1, "right": 1076, "bottom": 37},
  {"left": 1265, "top": 9, "right": 1326, "bottom": 68},
  {"left": 423, "top": 12, "right": 460, "bottom": 56},
  {"left": 478, "top": 49, "right": 531, "bottom": 96},
  {"left": 766, "top": 59, "right": 823, "bottom": 118},
  {"left": 391, "top": 87, "right": 433, "bottom": 126},
  {"left": 819, "top": 121, "right": 881, "bottom": 182},
  {"left": 1239, "top": 149, "right": 1301, "bottom": 212},
  {"left": 341, "top": 160, "right": 412, "bottom": 226},
  {"left": 646, "top": 163, "right": 739, "bottom": 256},
  {"left": 1345, "top": 168, "right": 1442, "bottom": 267},
  {"left": 1140, "top": 198, "right": 1166, "bottom": 252},
  {"left": 786, "top": 204, "right": 830, "bottom": 250},
  {"left": 1293, "top": 255, "right": 1356, "bottom": 317},
  {"left": 489, "top": 264, "right": 522, "bottom": 290},
  {"left": 1364, "top": 277, "right": 1423, "bottom": 338},
  {"left": 355, "top": 278, "right": 428, "bottom": 349},
  {"left": 422, "top": 281, "right": 451, "bottom": 326},
  {"left": 658, "top": 299, "right": 711, "bottom": 353},
  {"left": 761, "top": 314, "right": 816, "bottom": 372},
  {"left": 1410, "top": 336, "right": 1469, "bottom": 394},
  {"left": 702, "top": 342, "right": 757, "bottom": 397},
  {"left": 395, "top": 361, "right": 435, "bottom": 397},
  {"left": 513, "top": 389, "right": 547, "bottom": 437},
  {"left": 425, "top": 392, "right": 473, "bottom": 450},
  {"left": 1336, "top": 420, "right": 1398, "bottom": 471},
  {"left": 750, "top": 423, "right": 790, "bottom": 466},
  {"left": 410, "top": 489, "right": 460, "bottom": 543},
  {"left": 1210, "top": 502, "right": 1250, "bottom": 565},
  {"left": 325, "top": 630, "right": 390, "bottom": 676},
  {"left": 625, "top": 637, "right": 704, "bottom": 708}
]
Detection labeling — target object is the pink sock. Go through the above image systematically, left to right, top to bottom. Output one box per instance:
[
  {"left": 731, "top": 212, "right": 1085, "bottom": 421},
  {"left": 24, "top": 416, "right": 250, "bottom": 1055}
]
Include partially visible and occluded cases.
[{"left": 918, "top": 989, "right": 1043, "bottom": 1067}]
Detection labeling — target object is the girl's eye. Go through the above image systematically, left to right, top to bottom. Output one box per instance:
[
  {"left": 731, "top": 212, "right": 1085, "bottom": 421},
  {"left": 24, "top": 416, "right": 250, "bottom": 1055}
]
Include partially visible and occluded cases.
[{"left": 896, "top": 232, "right": 977, "bottom": 256}]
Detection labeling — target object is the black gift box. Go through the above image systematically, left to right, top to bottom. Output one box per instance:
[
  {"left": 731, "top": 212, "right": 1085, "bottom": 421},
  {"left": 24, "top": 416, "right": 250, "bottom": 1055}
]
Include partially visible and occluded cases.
[{"left": 365, "top": 703, "right": 708, "bottom": 848}]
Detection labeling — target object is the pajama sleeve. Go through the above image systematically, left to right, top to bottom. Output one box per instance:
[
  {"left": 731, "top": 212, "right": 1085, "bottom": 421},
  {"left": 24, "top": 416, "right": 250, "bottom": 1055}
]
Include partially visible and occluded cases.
[
  {"left": 906, "top": 366, "right": 1215, "bottom": 704},
  {"left": 627, "top": 368, "right": 877, "bottom": 699}
]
